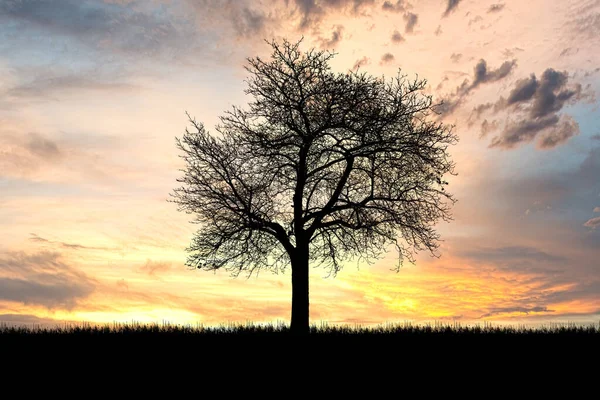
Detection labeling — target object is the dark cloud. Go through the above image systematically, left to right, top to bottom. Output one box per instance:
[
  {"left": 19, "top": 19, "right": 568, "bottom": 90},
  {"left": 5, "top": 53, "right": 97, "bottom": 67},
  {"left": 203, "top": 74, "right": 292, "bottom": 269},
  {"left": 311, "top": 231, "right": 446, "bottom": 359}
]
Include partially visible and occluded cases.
[
  {"left": 0, "top": 0, "right": 193, "bottom": 55},
  {"left": 0, "top": 0, "right": 116, "bottom": 36},
  {"left": 292, "top": 0, "right": 375, "bottom": 29},
  {"left": 381, "top": 0, "right": 407, "bottom": 12},
  {"left": 443, "top": 0, "right": 462, "bottom": 17},
  {"left": 192, "top": 2, "right": 268, "bottom": 37},
  {"left": 487, "top": 4, "right": 505, "bottom": 13},
  {"left": 233, "top": 6, "right": 267, "bottom": 36},
  {"left": 403, "top": 12, "right": 418, "bottom": 33},
  {"left": 320, "top": 25, "right": 344, "bottom": 48},
  {"left": 434, "top": 25, "right": 442, "bottom": 35},
  {"left": 391, "top": 30, "right": 404, "bottom": 43},
  {"left": 559, "top": 47, "right": 577, "bottom": 57},
  {"left": 380, "top": 52, "right": 395, "bottom": 64},
  {"left": 450, "top": 53, "right": 462, "bottom": 63},
  {"left": 352, "top": 56, "right": 371, "bottom": 70},
  {"left": 437, "top": 59, "right": 517, "bottom": 116},
  {"left": 472, "top": 59, "right": 516, "bottom": 86},
  {"left": 584, "top": 67, "right": 600, "bottom": 78},
  {"left": 486, "top": 68, "right": 588, "bottom": 149},
  {"left": 530, "top": 69, "right": 579, "bottom": 118},
  {"left": 7, "top": 74, "right": 139, "bottom": 99},
  {"left": 507, "top": 74, "right": 538, "bottom": 104},
  {"left": 436, "top": 75, "right": 449, "bottom": 90},
  {"left": 471, "top": 102, "right": 493, "bottom": 118},
  {"left": 489, "top": 114, "right": 557, "bottom": 149},
  {"left": 489, "top": 116, "right": 578, "bottom": 149},
  {"left": 537, "top": 116, "right": 579, "bottom": 149},
  {"left": 480, "top": 119, "right": 499, "bottom": 138},
  {"left": 25, "top": 133, "right": 61, "bottom": 160},
  {"left": 592, "top": 134, "right": 600, "bottom": 141},
  {"left": 584, "top": 216, "right": 600, "bottom": 228},
  {"left": 29, "top": 233, "right": 110, "bottom": 251},
  {"left": 459, "top": 245, "right": 565, "bottom": 264},
  {"left": 0, "top": 251, "right": 95, "bottom": 308},
  {"left": 480, "top": 306, "right": 552, "bottom": 318},
  {"left": 0, "top": 313, "right": 71, "bottom": 327}
]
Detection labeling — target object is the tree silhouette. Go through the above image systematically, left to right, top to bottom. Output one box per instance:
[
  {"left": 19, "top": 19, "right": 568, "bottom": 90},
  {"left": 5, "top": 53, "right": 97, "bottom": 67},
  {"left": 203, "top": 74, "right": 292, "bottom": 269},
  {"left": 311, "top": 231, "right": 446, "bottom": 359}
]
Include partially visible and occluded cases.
[{"left": 172, "top": 38, "right": 458, "bottom": 334}]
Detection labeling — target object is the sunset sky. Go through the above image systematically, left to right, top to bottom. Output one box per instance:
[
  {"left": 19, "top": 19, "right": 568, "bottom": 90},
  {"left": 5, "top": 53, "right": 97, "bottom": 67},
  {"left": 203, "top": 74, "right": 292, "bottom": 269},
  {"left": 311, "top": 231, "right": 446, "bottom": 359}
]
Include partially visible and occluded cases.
[{"left": 1, "top": 0, "right": 599, "bottom": 327}]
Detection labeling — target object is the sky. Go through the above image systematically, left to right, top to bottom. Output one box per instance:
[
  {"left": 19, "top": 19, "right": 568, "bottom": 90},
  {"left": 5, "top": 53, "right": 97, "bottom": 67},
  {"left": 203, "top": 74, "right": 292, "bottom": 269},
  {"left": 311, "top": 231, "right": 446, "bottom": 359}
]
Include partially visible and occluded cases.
[{"left": 0, "top": 0, "right": 599, "bottom": 327}]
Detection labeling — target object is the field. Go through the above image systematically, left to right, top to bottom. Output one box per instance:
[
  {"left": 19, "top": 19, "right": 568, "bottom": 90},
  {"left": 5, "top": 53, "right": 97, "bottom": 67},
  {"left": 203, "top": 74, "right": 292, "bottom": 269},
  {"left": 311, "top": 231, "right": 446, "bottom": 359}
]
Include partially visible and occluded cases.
[
  {"left": 2, "top": 320, "right": 598, "bottom": 336},
  {"left": 2, "top": 321, "right": 597, "bottom": 375}
]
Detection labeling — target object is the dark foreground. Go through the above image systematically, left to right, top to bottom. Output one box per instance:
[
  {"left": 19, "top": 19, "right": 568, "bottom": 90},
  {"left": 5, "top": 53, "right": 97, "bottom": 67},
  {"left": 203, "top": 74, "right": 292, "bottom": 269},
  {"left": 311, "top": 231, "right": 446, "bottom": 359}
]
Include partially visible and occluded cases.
[
  {"left": 2, "top": 322, "right": 597, "bottom": 350},
  {"left": 2, "top": 323, "right": 597, "bottom": 383}
]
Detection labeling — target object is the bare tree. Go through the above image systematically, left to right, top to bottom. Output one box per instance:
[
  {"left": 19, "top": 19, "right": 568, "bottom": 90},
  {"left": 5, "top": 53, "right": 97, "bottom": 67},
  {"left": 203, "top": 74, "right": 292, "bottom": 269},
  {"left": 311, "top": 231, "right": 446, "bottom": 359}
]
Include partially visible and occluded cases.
[{"left": 172, "top": 38, "right": 458, "bottom": 334}]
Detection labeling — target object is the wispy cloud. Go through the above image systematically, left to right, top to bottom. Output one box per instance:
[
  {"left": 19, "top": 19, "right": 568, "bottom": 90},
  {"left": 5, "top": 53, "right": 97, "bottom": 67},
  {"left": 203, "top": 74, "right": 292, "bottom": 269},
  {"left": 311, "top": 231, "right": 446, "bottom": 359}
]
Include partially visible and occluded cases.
[
  {"left": 443, "top": 0, "right": 462, "bottom": 17},
  {"left": 0, "top": 251, "right": 95, "bottom": 309}
]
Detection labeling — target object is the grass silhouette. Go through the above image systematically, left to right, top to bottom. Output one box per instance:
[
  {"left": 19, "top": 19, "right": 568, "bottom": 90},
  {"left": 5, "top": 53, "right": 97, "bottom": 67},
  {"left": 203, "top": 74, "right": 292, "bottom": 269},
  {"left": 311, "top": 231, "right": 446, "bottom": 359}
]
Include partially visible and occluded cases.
[
  {"left": 2, "top": 320, "right": 598, "bottom": 337},
  {"left": 3, "top": 321, "right": 597, "bottom": 368}
]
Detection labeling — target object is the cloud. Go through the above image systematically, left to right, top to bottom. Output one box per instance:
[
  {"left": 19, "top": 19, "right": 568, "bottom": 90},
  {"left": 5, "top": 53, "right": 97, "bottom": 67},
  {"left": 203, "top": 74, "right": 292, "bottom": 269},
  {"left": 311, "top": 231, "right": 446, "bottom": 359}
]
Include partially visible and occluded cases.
[
  {"left": 0, "top": 0, "right": 194, "bottom": 55},
  {"left": 291, "top": 0, "right": 375, "bottom": 29},
  {"left": 381, "top": 0, "right": 407, "bottom": 13},
  {"left": 443, "top": 0, "right": 462, "bottom": 17},
  {"left": 487, "top": 4, "right": 505, "bottom": 13},
  {"left": 233, "top": 6, "right": 267, "bottom": 36},
  {"left": 569, "top": 8, "right": 600, "bottom": 40},
  {"left": 403, "top": 12, "right": 418, "bottom": 33},
  {"left": 468, "top": 15, "right": 483, "bottom": 27},
  {"left": 320, "top": 25, "right": 344, "bottom": 48},
  {"left": 434, "top": 25, "right": 442, "bottom": 35},
  {"left": 391, "top": 30, "right": 404, "bottom": 43},
  {"left": 502, "top": 47, "right": 524, "bottom": 58},
  {"left": 380, "top": 52, "right": 395, "bottom": 64},
  {"left": 450, "top": 53, "right": 462, "bottom": 63},
  {"left": 352, "top": 56, "right": 371, "bottom": 70},
  {"left": 437, "top": 58, "right": 517, "bottom": 115},
  {"left": 472, "top": 59, "right": 516, "bottom": 86},
  {"left": 487, "top": 68, "right": 588, "bottom": 149},
  {"left": 530, "top": 69, "right": 581, "bottom": 118},
  {"left": 9, "top": 72, "right": 135, "bottom": 99},
  {"left": 506, "top": 74, "right": 538, "bottom": 104},
  {"left": 471, "top": 102, "right": 493, "bottom": 119},
  {"left": 490, "top": 115, "right": 578, "bottom": 149},
  {"left": 536, "top": 116, "right": 579, "bottom": 149},
  {"left": 480, "top": 119, "right": 499, "bottom": 138},
  {"left": 0, "top": 131, "right": 66, "bottom": 178},
  {"left": 25, "top": 133, "right": 61, "bottom": 160},
  {"left": 594, "top": 207, "right": 600, "bottom": 213},
  {"left": 584, "top": 216, "right": 600, "bottom": 228},
  {"left": 29, "top": 233, "right": 111, "bottom": 251},
  {"left": 459, "top": 245, "right": 565, "bottom": 264},
  {"left": 0, "top": 251, "right": 95, "bottom": 308},
  {"left": 138, "top": 259, "right": 172, "bottom": 276},
  {"left": 480, "top": 306, "right": 552, "bottom": 318},
  {"left": 0, "top": 313, "right": 72, "bottom": 327}
]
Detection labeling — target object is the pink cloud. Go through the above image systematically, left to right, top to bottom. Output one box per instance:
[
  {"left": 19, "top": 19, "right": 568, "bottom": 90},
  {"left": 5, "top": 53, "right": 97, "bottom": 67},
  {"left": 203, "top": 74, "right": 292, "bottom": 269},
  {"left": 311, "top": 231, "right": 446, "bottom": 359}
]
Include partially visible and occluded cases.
[{"left": 584, "top": 217, "right": 600, "bottom": 229}]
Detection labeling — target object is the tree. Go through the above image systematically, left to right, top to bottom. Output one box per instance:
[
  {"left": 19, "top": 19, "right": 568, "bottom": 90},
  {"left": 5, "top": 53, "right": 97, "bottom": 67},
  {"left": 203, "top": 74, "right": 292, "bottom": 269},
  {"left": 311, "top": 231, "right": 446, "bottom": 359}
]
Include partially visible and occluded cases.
[{"left": 171, "top": 38, "right": 458, "bottom": 334}]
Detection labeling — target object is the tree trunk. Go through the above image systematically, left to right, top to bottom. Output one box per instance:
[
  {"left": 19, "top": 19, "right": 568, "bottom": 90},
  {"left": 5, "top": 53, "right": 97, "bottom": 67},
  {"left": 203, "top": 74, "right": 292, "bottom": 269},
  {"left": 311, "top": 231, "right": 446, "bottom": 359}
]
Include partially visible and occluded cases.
[{"left": 290, "top": 245, "right": 309, "bottom": 334}]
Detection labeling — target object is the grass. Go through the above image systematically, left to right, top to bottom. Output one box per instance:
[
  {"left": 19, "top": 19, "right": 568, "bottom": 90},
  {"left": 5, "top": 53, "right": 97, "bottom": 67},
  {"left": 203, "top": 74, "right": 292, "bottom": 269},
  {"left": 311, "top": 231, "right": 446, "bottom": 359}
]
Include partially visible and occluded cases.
[
  {"left": 2, "top": 320, "right": 598, "bottom": 337},
  {"left": 2, "top": 321, "right": 597, "bottom": 371}
]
